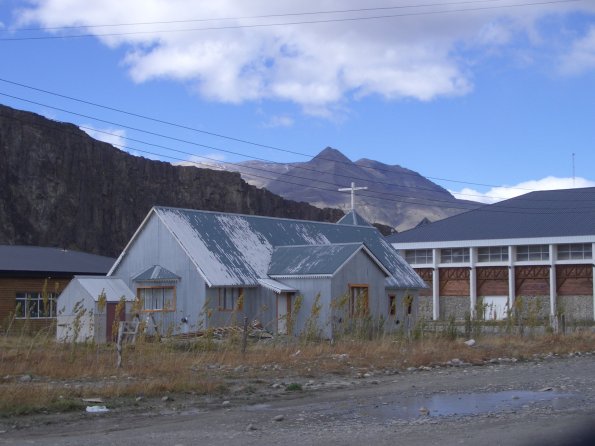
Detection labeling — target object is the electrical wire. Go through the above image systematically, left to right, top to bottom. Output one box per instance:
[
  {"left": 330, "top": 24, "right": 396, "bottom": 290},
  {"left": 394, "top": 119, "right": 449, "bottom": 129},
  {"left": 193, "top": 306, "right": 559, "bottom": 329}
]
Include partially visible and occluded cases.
[
  {"left": 0, "top": 0, "right": 582, "bottom": 41},
  {"left": 0, "top": 77, "right": 539, "bottom": 194},
  {"left": 1, "top": 105, "right": 594, "bottom": 216}
]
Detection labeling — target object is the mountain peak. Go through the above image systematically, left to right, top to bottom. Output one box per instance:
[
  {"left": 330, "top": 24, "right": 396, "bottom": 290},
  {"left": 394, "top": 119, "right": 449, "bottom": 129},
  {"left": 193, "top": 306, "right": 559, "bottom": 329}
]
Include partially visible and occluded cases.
[{"left": 313, "top": 147, "right": 352, "bottom": 163}]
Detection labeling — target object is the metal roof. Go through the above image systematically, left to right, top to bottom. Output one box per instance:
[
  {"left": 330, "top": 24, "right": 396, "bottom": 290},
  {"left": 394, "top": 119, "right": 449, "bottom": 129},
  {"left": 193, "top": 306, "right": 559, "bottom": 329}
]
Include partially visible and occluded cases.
[
  {"left": 388, "top": 187, "right": 595, "bottom": 244},
  {"left": 128, "top": 207, "right": 424, "bottom": 289},
  {"left": 336, "top": 210, "right": 373, "bottom": 227},
  {"left": 268, "top": 243, "right": 366, "bottom": 276},
  {"left": 0, "top": 245, "right": 115, "bottom": 275},
  {"left": 133, "top": 265, "right": 180, "bottom": 282},
  {"left": 74, "top": 276, "right": 135, "bottom": 302},
  {"left": 257, "top": 278, "right": 298, "bottom": 294}
]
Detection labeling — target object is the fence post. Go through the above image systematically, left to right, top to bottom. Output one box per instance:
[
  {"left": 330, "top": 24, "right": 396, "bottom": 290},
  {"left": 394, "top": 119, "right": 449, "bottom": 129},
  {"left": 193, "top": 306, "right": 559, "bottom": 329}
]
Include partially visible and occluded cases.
[
  {"left": 241, "top": 316, "right": 249, "bottom": 355},
  {"left": 116, "top": 321, "right": 125, "bottom": 368}
]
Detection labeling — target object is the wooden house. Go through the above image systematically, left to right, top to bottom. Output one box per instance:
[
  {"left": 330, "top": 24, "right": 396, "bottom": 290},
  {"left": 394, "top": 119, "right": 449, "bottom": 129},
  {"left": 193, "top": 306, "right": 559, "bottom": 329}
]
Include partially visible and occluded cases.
[
  {"left": 389, "top": 187, "right": 595, "bottom": 326},
  {"left": 107, "top": 207, "right": 425, "bottom": 338},
  {"left": 0, "top": 245, "right": 114, "bottom": 334}
]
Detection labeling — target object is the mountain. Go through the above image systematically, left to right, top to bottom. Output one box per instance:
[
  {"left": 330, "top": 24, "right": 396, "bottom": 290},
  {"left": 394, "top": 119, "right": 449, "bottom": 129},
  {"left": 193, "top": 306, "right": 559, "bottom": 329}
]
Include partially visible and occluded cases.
[
  {"left": 0, "top": 104, "right": 342, "bottom": 257},
  {"left": 227, "top": 147, "right": 479, "bottom": 231}
]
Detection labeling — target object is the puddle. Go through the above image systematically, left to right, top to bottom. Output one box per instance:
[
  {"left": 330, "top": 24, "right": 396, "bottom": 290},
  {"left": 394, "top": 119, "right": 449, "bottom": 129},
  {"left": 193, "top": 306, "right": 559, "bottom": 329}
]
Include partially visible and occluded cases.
[
  {"left": 240, "top": 390, "right": 577, "bottom": 422},
  {"left": 347, "top": 391, "right": 575, "bottom": 421}
]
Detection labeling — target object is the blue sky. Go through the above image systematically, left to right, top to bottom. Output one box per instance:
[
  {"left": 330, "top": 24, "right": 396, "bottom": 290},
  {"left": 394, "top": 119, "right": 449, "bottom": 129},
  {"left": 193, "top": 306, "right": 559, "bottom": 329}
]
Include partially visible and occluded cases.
[{"left": 1, "top": 0, "right": 594, "bottom": 203}]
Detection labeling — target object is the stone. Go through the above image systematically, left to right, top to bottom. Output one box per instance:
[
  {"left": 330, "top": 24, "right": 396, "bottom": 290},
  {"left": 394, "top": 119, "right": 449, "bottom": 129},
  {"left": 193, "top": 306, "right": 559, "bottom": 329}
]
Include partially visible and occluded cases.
[
  {"left": 464, "top": 339, "right": 476, "bottom": 347},
  {"left": 19, "top": 374, "right": 32, "bottom": 382},
  {"left": 161, "top": 395, "right": 173, "bottom": 402},
  {"left": 222, "top": 400, "right": 230, "bottom": 406},
  {"left": 273, "top": 414, "right": 285, "bottom": 422},
  {"left": 247, "top": 424, "right": 258, "bottom": 431}
]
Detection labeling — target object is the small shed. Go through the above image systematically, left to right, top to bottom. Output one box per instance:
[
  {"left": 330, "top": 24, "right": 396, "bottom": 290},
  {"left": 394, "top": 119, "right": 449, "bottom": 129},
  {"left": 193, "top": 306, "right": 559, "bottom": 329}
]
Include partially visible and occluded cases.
[{"left": 56, "top": 276, "right": 135, "bottom": 343}]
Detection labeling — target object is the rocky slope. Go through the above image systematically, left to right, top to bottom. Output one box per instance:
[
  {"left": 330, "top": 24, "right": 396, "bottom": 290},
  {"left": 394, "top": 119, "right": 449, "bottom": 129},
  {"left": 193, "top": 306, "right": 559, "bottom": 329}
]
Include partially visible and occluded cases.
[{"left": 0, "top": 104, "right": 342, "bottom": 257}]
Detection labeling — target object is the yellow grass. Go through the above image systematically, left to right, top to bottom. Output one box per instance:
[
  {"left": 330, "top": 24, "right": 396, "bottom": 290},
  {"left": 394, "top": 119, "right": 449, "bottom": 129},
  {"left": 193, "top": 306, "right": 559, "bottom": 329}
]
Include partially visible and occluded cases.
[{"left": 1, "top": 331, "right": 594, "bottom": 415}]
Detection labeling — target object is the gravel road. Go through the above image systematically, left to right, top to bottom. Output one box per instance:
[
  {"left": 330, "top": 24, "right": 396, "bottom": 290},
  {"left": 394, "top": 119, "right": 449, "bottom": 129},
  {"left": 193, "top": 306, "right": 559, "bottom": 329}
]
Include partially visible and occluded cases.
[{"left": 2, "top": 353, "right": 594, "bottom": 446}]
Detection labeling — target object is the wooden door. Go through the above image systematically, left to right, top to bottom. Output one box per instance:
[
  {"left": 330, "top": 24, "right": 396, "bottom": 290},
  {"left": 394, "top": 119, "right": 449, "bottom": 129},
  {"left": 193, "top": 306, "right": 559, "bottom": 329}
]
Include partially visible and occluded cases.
[
  {"left": 277, "top": 293, "right": 292, "bottom": 335},
  {"left": 106, "top": 302, "right": 125, "bottom": 342}
]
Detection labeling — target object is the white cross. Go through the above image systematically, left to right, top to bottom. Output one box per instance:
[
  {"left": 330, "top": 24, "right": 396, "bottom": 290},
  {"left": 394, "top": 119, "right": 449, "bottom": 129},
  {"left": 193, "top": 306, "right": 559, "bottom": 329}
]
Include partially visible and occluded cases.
[{"left": 338, "top": 182, "right": 368, "bottom": 211}]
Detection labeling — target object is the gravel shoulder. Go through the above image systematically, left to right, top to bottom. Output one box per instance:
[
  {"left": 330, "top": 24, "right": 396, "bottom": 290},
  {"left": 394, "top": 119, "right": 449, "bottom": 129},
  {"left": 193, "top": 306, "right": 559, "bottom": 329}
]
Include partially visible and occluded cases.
[{"left": 2, "top": 353, "right": 595, "bottom": 445}]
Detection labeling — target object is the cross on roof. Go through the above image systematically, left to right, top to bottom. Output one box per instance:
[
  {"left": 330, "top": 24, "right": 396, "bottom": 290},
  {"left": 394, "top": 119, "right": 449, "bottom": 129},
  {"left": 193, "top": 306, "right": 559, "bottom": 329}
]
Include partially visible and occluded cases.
[{"left": 338, "top": 182, "right": 368, "bottom": 211}]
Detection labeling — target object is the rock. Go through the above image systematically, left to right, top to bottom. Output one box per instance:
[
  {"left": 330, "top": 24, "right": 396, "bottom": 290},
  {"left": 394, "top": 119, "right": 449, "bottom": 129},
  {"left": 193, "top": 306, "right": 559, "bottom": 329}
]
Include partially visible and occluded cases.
[
  {"left": 0, "top": 104, "right": 342, "bottom": 257},
  {"left": 464, "top": 339, "right": 476, "bottom": 347},
  {"left": 291, "top": 350, "right": 301, "bottom": 357},
  {"left": 234, "top": 365, "right": 245, "bottom": 373},
  {"left": 406, "top": 367, "right": 417, "bottom": 372},
  {"left": 18, "top": 374, "right": 32, "bottom": 382},
  {"left": 271, "top": 383, "right": 282, "bottom": 389},
  {"left": 539, "top": 387, "right": 554, "bottom": 392},
  {"left": 161, "top": 395, "right": 173, "bottom": 402},
  {"left": 135, "top": 396, "right": 144, "bottom": 402},
  {"left": 222, "top": 400, "right": 230, "bottom": 406},
  {"left": 419, "top": 407, "right": 430, "bottom": 416},
  {"left": 273, "top": 414, "right": 285, "bottom": 422},
  {"left": 247, "top": 424, "right": 258, "bottom": 431}
]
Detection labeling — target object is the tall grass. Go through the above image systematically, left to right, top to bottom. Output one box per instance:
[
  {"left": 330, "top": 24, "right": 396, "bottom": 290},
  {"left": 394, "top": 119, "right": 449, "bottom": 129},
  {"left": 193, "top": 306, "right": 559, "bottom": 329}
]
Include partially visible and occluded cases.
[{"left": 2, "top": 324, "right": 594, "bottom": 416}]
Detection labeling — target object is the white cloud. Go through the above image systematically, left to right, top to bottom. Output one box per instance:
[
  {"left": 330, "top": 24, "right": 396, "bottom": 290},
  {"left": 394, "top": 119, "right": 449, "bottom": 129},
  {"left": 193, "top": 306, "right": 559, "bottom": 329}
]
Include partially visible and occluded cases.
[
  {"left": 14, "top": 1, "right": 595, "bottom": 113},
  {"left": 559, "top": 26, "right": 595, "bottom": 75},
  {"left": 262, "top": 115, "right": 294, "bottom": 128},
  {"left": 80, "top": 124, "right": 127, "bottom": 149},
  {"left": 451, "top": 177, "right": 595, "bottom": 204}
]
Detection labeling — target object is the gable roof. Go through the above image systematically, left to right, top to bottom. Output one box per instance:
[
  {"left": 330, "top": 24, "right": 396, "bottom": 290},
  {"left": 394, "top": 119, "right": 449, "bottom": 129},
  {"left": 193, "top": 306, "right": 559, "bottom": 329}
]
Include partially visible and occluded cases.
[
  {"left": 388, "top": 187, "right": 595, "bottom": 245},
  {"left": 111, "top": 207, "right": 424, "bottom": 289},
  {"left": 336, "top": 210, "right": 373, "bottom": 227},
  {"left": 268, "top": 243, "right": 389, "bottom": 277},
  {"left": 0, "top": 245, "right": 114, "bottom": 276},
  {"left": 133, "top": 265, "right": 180, "bottom": 282},
  {"left": 71, "top": 276, "right": 135, "bottom": 302}
]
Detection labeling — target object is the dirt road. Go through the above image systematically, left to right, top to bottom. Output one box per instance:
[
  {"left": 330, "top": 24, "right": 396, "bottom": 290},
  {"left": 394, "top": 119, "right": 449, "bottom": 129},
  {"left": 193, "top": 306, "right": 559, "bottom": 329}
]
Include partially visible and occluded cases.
[{"left": 2, "top": 353, "right": 594, "bottom": 445}]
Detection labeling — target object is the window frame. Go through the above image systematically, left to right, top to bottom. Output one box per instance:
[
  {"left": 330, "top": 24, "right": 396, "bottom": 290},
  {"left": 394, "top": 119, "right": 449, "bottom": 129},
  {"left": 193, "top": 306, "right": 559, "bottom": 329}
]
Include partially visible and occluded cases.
[
  {"left": 557, "top": 243, "right": 592, "bottom": 261},
  {"left": 516, "top": 245, "right": 549, "bottom": 262},
  {"left": 477, "top": 246, "right": 509, "bottom": 263},
  {"left": 440, "top": 248, "right": 470, "bottom": 264},
  {"left": 404, "top": 249, "right": 432, "bottom": 265},
  {"left": 137, "top": 286, "right": 176, "bottom": 313},
  {"left": 218, "top": 287, "right": 244, "bottom": 312},
  {"left": 15, "top": 292, "right": 58, "bottom": 319},
  {"left": 388, "top": 294, "right": 397, "bottom": 317}
]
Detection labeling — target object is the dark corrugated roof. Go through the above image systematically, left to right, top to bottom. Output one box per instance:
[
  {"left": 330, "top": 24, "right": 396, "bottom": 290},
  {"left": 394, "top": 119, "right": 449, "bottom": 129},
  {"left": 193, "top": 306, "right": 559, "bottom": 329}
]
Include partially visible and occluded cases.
[
  {"left": 388, "top": 187, "right": 595, "bottom": 244},
  {"left": 148, "top": 207, "right": 425, "bottom": 288},
  {"left": 337, "top": 210, "right": 373, "bottom": 227},
  {"left": 268, "top": 243, "right": 363, "bottom": 276},
  {"left": 0, "top": 245, "right": 115, "bottom": 274}
]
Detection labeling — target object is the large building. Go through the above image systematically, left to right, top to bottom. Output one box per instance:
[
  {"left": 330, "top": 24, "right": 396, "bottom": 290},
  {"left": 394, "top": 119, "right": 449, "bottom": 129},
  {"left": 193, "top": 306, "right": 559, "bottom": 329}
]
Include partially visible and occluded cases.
[
  {"left": 388, "top": 188, "right": 595, "bottom": 325},
  {"left": 105, "top": 207, "right": 425, "bottom": 339},
  {"left": 0, "top": 245, "right": 114, "bottom": 334}
]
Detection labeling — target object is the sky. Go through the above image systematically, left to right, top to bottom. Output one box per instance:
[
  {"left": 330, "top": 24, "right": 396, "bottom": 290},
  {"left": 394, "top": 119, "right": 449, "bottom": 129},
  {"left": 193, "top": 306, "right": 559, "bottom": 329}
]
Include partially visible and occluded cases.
[{"left": 0, "top": 0, "right": 594, "bottom": 205}]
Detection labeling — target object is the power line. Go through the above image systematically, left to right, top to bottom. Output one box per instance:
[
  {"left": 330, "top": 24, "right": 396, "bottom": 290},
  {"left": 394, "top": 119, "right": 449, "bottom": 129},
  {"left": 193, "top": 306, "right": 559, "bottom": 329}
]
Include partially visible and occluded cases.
[
  {"left": 0, "top": 0, "right": 581, "bottom": 41},
  {"left": 8, "top": 0, "right": 525, "bottom": 32},
  {"left": 0, "top": 77, "right": 536, "bottom": 194},
  {"left": 0, "top": 90, "right": 533, "bottom": 204},
  {"left": 1, "top": 91, "right": 591, "bottom": 208},
  {"left": 1, "top": 105, "right": 593, "bottom": 216}
]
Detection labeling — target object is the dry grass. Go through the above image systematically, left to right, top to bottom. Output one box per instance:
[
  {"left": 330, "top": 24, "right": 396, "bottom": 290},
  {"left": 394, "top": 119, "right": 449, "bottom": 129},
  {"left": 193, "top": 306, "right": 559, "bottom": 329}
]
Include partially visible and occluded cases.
[{"left": 1, "top": 330, "right": 594, "bottom": 415}]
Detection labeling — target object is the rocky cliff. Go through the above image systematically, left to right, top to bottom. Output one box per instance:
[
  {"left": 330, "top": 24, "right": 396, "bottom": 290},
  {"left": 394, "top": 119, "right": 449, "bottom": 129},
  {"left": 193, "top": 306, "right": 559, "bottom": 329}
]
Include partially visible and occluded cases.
[{"left": 0, "top": 104, "right": 343, "bottom": 257}]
